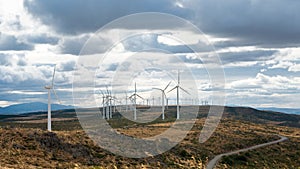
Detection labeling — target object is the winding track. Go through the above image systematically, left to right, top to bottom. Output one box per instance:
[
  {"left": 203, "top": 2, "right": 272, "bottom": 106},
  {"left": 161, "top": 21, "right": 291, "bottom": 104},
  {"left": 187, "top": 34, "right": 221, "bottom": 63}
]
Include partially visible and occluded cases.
[{"left": 206, "top": 135, "right": 288, "bottom": 169}]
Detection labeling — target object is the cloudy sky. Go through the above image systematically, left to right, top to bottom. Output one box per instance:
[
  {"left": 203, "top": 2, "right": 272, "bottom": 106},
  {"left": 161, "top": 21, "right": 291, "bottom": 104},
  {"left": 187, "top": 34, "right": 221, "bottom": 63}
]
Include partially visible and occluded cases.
[{"left": 0, "top": 0, "right": 299, "bottom": 109}]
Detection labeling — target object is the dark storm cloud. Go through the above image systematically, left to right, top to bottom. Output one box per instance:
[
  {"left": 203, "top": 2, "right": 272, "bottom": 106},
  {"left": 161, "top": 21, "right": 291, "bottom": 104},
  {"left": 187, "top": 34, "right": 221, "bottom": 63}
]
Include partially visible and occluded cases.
[
  {"left": 24, "top": 0, "right": 192, "bottom": 35},
  {"left": 24, "top": 0, "right": 300, "bottom": 47},
  {"left": 185, "top": 0, "right": 300, "bottom": 46},
  {"left": 0, "top": 33, "right": 33, "bottom": 51},
  {"left": 26, "top": 34, "right": 59, "bottom": 45},
  {"left": 59, "top": 34, "right": 114, "bottom": 55},
  {"left": 59, "top": 35, "right": 90, "bottom": 55}
]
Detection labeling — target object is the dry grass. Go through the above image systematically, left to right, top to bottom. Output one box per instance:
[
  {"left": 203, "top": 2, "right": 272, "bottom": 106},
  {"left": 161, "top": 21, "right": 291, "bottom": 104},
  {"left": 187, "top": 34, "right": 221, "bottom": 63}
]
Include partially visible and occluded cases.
[
  {"left": 0, "top": 106, "right": 299, "bottom": 168},
  {"left": 0, "top": 116, "right": 299, "bottom": 168},
  {"left": 13, "top": 118, "right": 78, "bottom": 123}
]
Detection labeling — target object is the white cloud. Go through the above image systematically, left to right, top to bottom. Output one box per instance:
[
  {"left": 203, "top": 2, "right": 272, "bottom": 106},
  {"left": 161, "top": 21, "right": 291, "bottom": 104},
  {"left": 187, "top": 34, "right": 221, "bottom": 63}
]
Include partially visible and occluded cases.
[
  {"left": 263, "top": 47, "right": 300, "bottom": 71},
  {"left": 0, "top": 52, "right": 77, "bottom": 105},
  {"left": 224, "top": 61, "right": 259, "bottom": 68},
  {"left": 268, "top": 61, "right": 293, "bottom": 69},
  {"left": 0, "top": 64, "right": 48, "bottom": 84},
  {"left": 288, "top": 64, "right": 300, "bottom": 72},
  {"left": 230, "top": 73, "right": 300, "bottom": 91},
  {"left": 7, "top": 90, "right": 45, "bottom": 95},
  {"left": 0, "top": 100, "right": 20, "bottom": 107}
]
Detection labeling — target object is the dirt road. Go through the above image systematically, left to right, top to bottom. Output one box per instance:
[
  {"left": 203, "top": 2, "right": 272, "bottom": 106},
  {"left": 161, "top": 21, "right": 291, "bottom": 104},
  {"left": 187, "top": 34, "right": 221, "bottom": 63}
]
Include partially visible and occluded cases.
[{"left": 206, "top": 135, "right": 288, "bottom": 169}]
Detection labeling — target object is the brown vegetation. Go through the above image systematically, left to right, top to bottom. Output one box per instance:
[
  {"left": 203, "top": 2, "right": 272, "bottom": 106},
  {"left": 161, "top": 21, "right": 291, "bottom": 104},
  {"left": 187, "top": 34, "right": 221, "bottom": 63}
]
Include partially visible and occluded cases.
[{"left": 0, "top": 106, "right": 299, "bottom": 168}]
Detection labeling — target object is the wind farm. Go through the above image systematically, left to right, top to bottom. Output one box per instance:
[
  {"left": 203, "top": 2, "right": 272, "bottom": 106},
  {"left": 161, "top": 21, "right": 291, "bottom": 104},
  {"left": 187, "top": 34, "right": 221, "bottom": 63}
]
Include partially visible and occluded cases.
[
  {"left": 0, "top": 1, "right": 299, "bottom": 168},
  {"left": 0, "top": 62, "right": 297, "bottom": 169},
  {"left": 0, "top": 67, "right": 299, "bottom": 168},
  {"left": 89, "top": 70, "right": 202, "bottom": 124}
]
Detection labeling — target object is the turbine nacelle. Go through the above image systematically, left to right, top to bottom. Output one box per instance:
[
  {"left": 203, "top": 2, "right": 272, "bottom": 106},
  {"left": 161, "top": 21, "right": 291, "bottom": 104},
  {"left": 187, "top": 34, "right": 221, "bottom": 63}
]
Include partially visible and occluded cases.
[{"left": 44, "top": 86, "right": 52, "bottom": 90}]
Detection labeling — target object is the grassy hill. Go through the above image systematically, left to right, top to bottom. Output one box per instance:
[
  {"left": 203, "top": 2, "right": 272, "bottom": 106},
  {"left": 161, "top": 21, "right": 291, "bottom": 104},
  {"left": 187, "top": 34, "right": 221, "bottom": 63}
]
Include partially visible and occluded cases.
[
  {"left": 0, "top": 106, "right": 299, "bottom": 168},
  {"left": 223, "top": 106, "right": 300, "bottom": 128}
]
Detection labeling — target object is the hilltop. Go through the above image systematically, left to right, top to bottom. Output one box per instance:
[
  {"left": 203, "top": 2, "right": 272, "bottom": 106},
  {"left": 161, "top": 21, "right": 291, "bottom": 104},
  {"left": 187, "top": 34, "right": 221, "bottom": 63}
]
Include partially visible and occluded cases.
[{"left": 1, "top": 105, "right": 300, "bottom": 129}]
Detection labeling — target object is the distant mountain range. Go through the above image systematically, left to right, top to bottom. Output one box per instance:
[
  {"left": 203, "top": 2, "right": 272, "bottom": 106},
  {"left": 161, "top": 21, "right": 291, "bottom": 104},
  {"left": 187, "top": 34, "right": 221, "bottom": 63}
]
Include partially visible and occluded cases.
[
  {"left": 0, "top": 102, "right": 74, "bottom": 115},
  {"left": 0, "top": 102, "right": 299, "bottom": 116},
  {"left": 257, "top": 107, "right": 300, "bottom": 115}
]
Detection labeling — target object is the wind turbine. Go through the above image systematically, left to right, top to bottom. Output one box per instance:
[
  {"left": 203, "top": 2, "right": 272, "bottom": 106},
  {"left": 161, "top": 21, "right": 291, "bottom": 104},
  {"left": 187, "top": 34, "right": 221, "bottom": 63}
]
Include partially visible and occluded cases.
[
  {"left": 44, "top": 66, "right": 60, "bottom": 132},
  {"left": 168, "top": 71, "right": 190, "bottom": 120},
  {"left": 153, "top": 81, "right": 171, "bottom": 120},
  {"left": 129, "top": 82, "right": 143, "bottom": 120},
  {"left": 104, "top": 86, "right": 117, "bottom": 119},
  {"left": 106, "top": 87, "right": 112, "bottom": 119},
  {"left": 99, "top": 90, "right": 106, "bottom": 119},
  {"left": 125, "top": 92, "right": 128, "bottom": 112},
  {"left": 152, "top": 96, "right": 155, "bottom": 106}
]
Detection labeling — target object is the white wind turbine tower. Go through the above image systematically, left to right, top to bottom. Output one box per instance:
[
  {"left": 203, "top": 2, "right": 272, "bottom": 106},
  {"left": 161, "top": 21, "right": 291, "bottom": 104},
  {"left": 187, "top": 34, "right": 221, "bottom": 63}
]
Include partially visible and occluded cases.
[
  {"left": 44, "top": 66, "right": 60, "bottom": 132},
  {"left": 168, "top": 71, "right": 190, "bottom": 120},
  {"left": 153, "top": 81, "right": 171, "bottom": 120},
  {"left": 129, "top": 82, "right": 143, "bottom": 120},
  {"left": 104, "top": 86, "right": 116, "bottom": 119},
  {"left": 106, "top": 87, "right": 113, "bottom": 119},
  {"left": 99, "top": 90, "right": 106, "bottom": 119},
  {"left": 125, "top": 92, "right": 128, "bottom": 112},
  {"left": 108, "top": 93, "right": 117, "bottom": 119}
]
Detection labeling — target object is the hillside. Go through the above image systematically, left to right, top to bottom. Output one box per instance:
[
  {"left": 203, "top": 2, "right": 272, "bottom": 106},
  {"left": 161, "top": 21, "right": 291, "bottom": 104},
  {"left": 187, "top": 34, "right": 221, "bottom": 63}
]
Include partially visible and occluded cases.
[
  {"left": 1, "top": 105, "right": 300, "bottom": 130},
  {"left": 0, "top": 106, "right": 299, "bottom": 168},
  {"left": 224, "top": 106, "right": 300, "bottom": 128},
  {"left": 258, "top": 107, "right": 300, "bottom": 115}
]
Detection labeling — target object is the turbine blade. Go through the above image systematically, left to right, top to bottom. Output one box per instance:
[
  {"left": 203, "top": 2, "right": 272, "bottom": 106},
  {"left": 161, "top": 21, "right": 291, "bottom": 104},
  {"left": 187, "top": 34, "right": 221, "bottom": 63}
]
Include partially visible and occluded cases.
[
  {"left": 51, "top": 66, "right": 56, "bottom": 87},
  {"left": 178, "top": 70, "right": 180, "bottom": 85},
  {"left": 164, "top": 81, "right": 172, "bottom": 91},
  {"left": 106, "top": 86, "right": 109, "bottom": 95},
  {"left": 168, "top": 86, "right": 177, "bottom": 93},
  {"left": 152, "top": 87, "right": 162, "bottom": 91},
  {"left": 180, "top": 87, "right": 190, "bottom": 95},
  {"left": 51, "top": 88, "right": 61, "bottom": 104},
  {"left": 100, "top": 90, "right": 105, "bottom": 96},
  {"left": 163, "top": 91, "right": 167, "bottom": 99},
  {"left": 129, "top": 94, "right": 134, "bottom": 99},
  {"left": 136, "top": 94, "right": 144, "bottom": 100}
]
